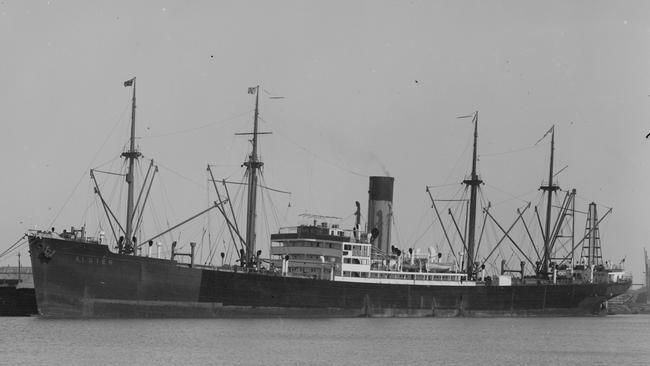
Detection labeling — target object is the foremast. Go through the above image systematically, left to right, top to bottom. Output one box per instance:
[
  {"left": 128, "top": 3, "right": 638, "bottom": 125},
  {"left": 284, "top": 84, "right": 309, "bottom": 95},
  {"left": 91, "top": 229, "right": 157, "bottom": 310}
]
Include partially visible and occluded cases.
[
  {"left": 122, "top": 77, "right": 141, "bottom": 253},
  {"left": 242, "top": 86, "right": 263, "bottom": 264},
  {"left": 462, "top": 112, "right": 482, "bottom": 278},
  {"left": 540, "top": 125, "right": 558, "bottom": 275}
]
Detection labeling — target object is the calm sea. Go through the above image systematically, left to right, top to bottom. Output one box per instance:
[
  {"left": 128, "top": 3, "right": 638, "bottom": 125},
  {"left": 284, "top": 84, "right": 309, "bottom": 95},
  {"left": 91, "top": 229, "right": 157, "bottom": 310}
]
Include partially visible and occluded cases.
[{"left": 1, "top": 315, "right": 649, "bottom": 365}]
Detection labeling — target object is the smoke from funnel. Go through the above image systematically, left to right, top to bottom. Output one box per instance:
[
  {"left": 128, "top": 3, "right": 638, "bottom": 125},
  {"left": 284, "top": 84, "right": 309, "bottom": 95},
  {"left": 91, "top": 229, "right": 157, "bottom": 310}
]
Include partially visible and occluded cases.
[{"left": 369, "top": 152, "right": 391, "bottom": 176}]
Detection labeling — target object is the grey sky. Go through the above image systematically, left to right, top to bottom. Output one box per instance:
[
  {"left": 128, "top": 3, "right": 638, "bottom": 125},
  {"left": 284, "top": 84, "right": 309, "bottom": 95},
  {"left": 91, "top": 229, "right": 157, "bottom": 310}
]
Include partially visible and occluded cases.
[{"left": 1, "top": 1, "right": 649, "bottom": 281}]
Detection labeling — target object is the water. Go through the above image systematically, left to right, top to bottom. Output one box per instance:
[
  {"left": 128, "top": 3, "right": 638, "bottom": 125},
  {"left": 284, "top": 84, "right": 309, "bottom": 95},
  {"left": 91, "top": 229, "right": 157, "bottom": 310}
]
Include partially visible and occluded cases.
[{"left": 2, "top": 315, "right": 649, "bottom": 365}]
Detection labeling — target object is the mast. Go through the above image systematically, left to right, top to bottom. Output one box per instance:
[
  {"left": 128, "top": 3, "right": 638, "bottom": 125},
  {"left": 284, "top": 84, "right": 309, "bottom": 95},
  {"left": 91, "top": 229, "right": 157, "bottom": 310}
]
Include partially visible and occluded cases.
[
  {"left": 122, "top": 77, "right": 140, "bottom": 253},
  {"left": 243, "top": 85, "right": 263, "bottom": 264},
  {"left": 462, "top": 111, "right": 482, "bottom": 278},
  {"left": 540, "top": 125, "right": 558, "bottom": 274},
  {"left": 581, "top": 202, "right": 602, "bottom": 265},
  {"left": 643, "top": 248, "right": 650, "bottom": 304}
]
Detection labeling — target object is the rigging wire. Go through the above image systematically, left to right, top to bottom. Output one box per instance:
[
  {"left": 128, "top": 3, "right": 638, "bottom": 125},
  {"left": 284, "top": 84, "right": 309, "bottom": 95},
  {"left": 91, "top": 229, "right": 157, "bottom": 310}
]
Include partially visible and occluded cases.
[
  {"left": 48, "top": 100, "right": 131, "bottom": 228},
  {"left": 142, "top": 110, "right": 253, "bottom": 139},
  {"left": 259, "top": 116, "right": 370, "bottom": 178},
  {"left": 441, "top": 129, "right": 473, "bottom": 186},
  {"left": 480, "top": 143, "right": 541, "bottom": 158},
  {"left": 88, "top": 147, "right": 129, "bottom": 244},
  {"left": 307, "top": 154, "right": 315, "bottom": 212},
  {"left": 93, "top": 155, "right": 123, "bottom": 171},
  {"left": 94, "top": 158, "right": 127, "bottom": 241},
  {"left": 156, "top": 162, "right": 204, "bottom": 189},
  {"left": 212, "top": 169, "right": 247, "bottom": 265},
  {"left": 231, "top": 172, "right": 247, "bottom": 263},
  {"left": 260, "top": 173, "right": 283, "bottom": 229},
  {"left": 202, "top": 174, "right": 211, "bottom": 265},
  {"left": 425, "top": 182, "right": 463, "bottom": 189},
  {"left": 81, "top": 183, "right": 97, "bottom": 230},
  {"left": 426, "top": 183, "right": 466, "bottom": 258},
  {"left": 484, "top": 183, "right": 535, "bottom": 207},
  {"left": 258, "top": 185, "right": 273, "bottom": 259},
  {"left": 574, "top": 193, "right": 613, "bottom": 211},
  {"left": 406, "top": 200, "right": 431, "bottom": 248},
  {"left": 391, "top": 204, "right": 403, "bottom": 247},
  {"left": 208, "top": 215, "right": 229, "bottom": 266},
  {"left": 410, "top": 221, "right": 434, "bottom": 250},
  {"left": 0, "top": 236, "right": 27, "bottom": 261}
]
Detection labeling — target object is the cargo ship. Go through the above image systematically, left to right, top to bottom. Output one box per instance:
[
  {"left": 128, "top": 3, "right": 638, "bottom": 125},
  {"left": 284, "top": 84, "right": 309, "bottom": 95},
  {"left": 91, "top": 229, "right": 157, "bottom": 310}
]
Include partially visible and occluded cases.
[{"left": 27, "top": 80, "right": 631, "bottom": 317}]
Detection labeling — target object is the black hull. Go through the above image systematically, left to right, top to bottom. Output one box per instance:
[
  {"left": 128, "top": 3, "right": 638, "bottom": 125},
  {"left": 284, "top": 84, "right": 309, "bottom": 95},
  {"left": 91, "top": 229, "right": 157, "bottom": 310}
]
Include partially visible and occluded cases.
[
  {"left": 28, "top": 236, "right": 631, "bottom": 318},
  {"left": 0, "top": 287, "right": 37, "bottom": 316}
]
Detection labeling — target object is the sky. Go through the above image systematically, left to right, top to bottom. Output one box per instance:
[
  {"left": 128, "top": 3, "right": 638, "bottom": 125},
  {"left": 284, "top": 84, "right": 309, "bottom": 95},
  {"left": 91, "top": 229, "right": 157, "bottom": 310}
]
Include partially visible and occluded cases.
[{"left": 1, "top": 1, "right": 649, "bottom": 282}]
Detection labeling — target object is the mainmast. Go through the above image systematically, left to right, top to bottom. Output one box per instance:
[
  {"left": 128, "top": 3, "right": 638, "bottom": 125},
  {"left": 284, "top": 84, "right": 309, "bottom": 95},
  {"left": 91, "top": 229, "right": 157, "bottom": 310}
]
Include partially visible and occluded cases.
[
  {"left": 122, "top": 77, "right": 140, "bottom": 253},
  {"left": 243, "top": 86, "right": 263, "bottom": 264},
  {"left": 462, "top": 111, "right": 482, "bottom": 278},
  {"left": 540, "top": 125, "right": 558, "bottom": 274}
]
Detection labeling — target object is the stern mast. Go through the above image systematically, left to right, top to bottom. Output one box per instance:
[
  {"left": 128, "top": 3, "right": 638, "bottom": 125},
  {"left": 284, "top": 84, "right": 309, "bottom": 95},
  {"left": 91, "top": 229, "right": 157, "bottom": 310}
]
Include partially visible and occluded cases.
[{"left": 540, "top": 125, "right": 558, "bottom": 275}]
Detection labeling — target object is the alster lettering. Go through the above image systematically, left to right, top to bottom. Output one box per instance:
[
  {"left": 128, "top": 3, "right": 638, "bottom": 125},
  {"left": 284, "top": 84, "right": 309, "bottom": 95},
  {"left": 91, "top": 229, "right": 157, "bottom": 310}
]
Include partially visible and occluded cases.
[{"left": 75, "top": 255, "right": 113, "bottom": 266}]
